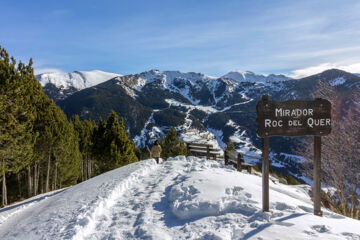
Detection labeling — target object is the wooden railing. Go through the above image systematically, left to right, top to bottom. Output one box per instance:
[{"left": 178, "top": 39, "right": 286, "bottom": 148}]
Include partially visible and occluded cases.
[
  {"left": 186, "top": 142, "right": 221, "bottom": 160},
  {"left": 224, "top": 150, "right": 253, "bottom": 173}
]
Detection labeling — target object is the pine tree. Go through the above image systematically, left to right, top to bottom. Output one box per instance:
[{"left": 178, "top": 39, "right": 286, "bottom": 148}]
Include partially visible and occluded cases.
[
  {"left": 0, "top": 46, "right": 88, "bottom": 205},
  {"left": 0, "top": 47, "right": 36, "bottom": 206},
  {"left": 94, "top": 111, "right": 138, "bottom": 173},
  {"left": 71, "top": 115, "right": 95, "bottom": 181},
  {"left": 92, "top": 117, "right": 106, "bottom": 175},
  {"left": 116, "top": 118, "right": 138, "bottom": 166},
  {"left": 55, "top": 120, "right": 81, "bottom": 188},
  {"left": 82, "top": 120, "right": 95, "bottom": 179},
  {"left": 161, "top": 127, "right": 187, "bottom": 159},
  {"left": 225, "top": 139, "right": 235, "bottom": 151}
]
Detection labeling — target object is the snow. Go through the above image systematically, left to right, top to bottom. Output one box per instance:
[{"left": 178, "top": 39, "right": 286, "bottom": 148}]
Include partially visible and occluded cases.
[
  {"left": 36, "top": 70, "right": 121, "bottom": 90},
  {"left": 136, "top": 70, "right": 217, "bottom": 105},
  {"left": 221, "top": 70, "right": 291, "bottom": 83},
  {"left": 329, "top": 77, "right": 346, "bottom": 86},
  {"left": 117, "top": 81, "right": 138, "bottom": 99},
  {"left": 166, "top": 98, "right": 218, "bottom": 114},
  {"left": 133, "top": 113, "right": 154, "bottom": 148},
  {"left": 225, "top": 120, "right": 262, "bottom": 161},
  {"left": 207, "top": 127, "right": 226, "bottom": 150},
  {"left": 180, "top": 128, "right": 223, "bottom": 153},
  {"left": 1, "top": 156, "right": 360, "bottom": 239}
]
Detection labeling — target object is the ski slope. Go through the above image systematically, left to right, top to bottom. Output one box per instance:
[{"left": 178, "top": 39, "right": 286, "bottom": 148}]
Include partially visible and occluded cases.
[{"left": 0, "top": 157, "right": 359, "bottom": 240}]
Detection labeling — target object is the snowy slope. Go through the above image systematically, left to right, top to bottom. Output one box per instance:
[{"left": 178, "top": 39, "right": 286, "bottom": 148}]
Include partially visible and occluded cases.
[
  {"left": 36, "top": 70, "right": 121, "bottom": 90},
  {"left": 1, "top": 156, "right": 359, "bottom": 240}
]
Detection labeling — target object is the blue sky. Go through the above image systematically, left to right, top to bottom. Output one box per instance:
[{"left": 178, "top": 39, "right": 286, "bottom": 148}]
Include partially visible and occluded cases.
[{"left": 1, "top": 0, "right": 360, "bottom": 78}]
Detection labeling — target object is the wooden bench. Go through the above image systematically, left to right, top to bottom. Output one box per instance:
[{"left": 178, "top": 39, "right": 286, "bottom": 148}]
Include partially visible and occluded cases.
[
  {"left": 186, "top": 142, "right": 221, "bottom": 160},
  {"left": 224, "top": 150, "right": 253, "bottom": 173}
]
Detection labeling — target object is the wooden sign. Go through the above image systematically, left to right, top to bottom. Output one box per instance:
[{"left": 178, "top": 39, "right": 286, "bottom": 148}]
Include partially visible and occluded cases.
[
  {"left": 256, "top": 95, "right": 332, "bottom": 216},
  {"left": 256, "top": 96, "right": 331, "bottom": 137}
]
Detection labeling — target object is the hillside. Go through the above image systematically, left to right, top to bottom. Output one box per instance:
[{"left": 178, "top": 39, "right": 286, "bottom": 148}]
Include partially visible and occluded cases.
[
  {"left": 40, "top": 69, "right": 360, "bottom": 181},
  {"left": 0, "top": 157, "right": 359, "bottom": 240}
]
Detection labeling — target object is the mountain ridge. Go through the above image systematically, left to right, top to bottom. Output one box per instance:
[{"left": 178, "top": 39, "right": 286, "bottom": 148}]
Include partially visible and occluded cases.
[{"left": 41, "top": 68, "right": 360, "bottom": 181}]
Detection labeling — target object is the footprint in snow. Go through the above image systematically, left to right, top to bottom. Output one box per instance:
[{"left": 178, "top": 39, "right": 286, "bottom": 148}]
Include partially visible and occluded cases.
[
  {"left": 274, "top": 202, "right": 295, "bottom": 211},
  {"left": 311, "top": 224, "right": 331, "bottom": 233},
  {"left": 303, "top": 230, "right": 317, "bottom": 236},
  {"left": 341, "top": 232, "right": 360, "bottom": 240}
]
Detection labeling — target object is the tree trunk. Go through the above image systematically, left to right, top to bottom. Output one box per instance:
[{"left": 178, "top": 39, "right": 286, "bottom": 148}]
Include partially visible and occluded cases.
[
  {"left": 46, "top": 149, "right": 51, "bottom": 192},
  {"left": 86, "top": 154, "right": 90, "bottom": 180},
  {"left": 84, "top": 155, "right": 88, "bottom": 180},
  {"left": 81, "top": 158, "right": 84, "bottom": 182},
  {"left": 83, "top": 158, "right": 86, "bottom": 181},
  {"left": 88, "top": 158, "right": 91, "bottom": 179},
  {"left": 2, "top": 159, "right": 7, "bottom": 206},
  {"left": 54, "top": 162, "right": 58, "bottom": 190},
  {"left": 34, "top": 163, "right": 38, "bottom": 195},
  {"left": 27, "top": 165, "right": 32, "bottom": 197},
  {"left": 17, "top": 173, "right": 22, "bottom": 199},
  {"left": 339, "top": 192, "right": 347, "bottom": 215},
  {"left": 351, "top": 194, "right": 356, "bottom": 218},
  {"left": 356, "top": 200, "right": 360, "bottom": 220}
]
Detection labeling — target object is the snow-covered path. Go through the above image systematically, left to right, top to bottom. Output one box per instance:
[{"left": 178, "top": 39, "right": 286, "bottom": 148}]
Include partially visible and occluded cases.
[
  {"left": 1, "top": 156, "right": 360, "bottom": 240},
  {"left": 74, "top": 158, "right": 185, "bottom": 239}
]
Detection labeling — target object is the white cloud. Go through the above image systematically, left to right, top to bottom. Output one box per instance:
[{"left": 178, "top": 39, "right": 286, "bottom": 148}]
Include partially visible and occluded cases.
[
  {"left": 288, "top": 63, "right": 360, "bottom": 79},
  {"left": 34, "top": 68, "right": 64, "bottom": 75}
]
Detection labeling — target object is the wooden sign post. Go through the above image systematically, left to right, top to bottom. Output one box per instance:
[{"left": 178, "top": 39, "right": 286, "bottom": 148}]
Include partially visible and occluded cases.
[
  {"left": 256, "top": 95, "right": 331, "bottom": 216},
  {"left": 262, "top": 136, "right": 269, "bottom": 212},
  {"left": 313, "top": 136, "right": 322, "bottom": 216}
]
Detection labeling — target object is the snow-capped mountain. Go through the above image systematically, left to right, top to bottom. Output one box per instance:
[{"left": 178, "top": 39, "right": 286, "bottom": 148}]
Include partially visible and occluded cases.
[
  {"left": 45, "top": 68, "right": 360, "bottom": 181},
  {"left": 36, "top": 70, "right": 121, "bottom": 101},
  {"left": 36, "top": 70, "right": 121, "bottom": 90},
  {"left": 221, "top": 70, "right": 291, "bottom": 83},
  {"left": 1, "top": 156, "right": 360, "bottom": 239}
]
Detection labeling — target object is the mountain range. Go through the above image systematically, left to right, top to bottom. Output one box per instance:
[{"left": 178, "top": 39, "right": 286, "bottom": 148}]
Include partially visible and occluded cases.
[{"left": 36, "top": 68, "right": 360, "bottom": 181}]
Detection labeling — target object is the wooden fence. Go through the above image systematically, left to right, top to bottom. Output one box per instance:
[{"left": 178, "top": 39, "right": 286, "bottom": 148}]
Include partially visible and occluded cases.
[
  {"left": 185, "top": 142, "right": 256, "bottom": 174},
  {"left": 186, "top": 142, "right": 221, "bottom": 160},
  {"left": 224, "top": 150, "right": 253, "bottom": 173}
]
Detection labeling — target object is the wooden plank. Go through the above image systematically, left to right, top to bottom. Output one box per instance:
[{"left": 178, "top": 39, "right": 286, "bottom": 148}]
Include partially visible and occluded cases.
[
  {"left": 187, "top": 143, "right": 212, "bottom": 147},
  {"left": 188, "top": 146, "right": 209, "bottom": 151},
  {"left": 189, "top": 146, "right": 219, "bottom": 152},
  {"left": 189, "top": 150, "right": 220, "bottom": 155},
  {"left": 225, "top": 150, "right": 237, "bottom": 159},
  {"left": 241, "top": 153, "right": 262, "bottom": 160},
  {"left": 227, "top": 159, "right": 237, "bottom": 165},
  {"left": 242, "top": 163, "right": 253, "bottom": 167}
]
